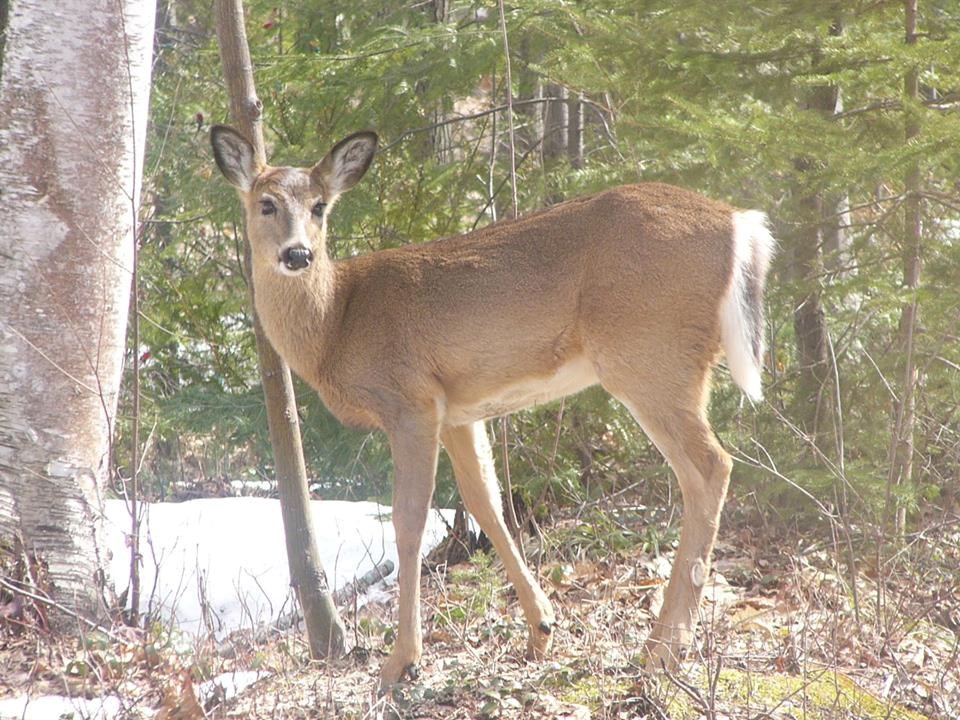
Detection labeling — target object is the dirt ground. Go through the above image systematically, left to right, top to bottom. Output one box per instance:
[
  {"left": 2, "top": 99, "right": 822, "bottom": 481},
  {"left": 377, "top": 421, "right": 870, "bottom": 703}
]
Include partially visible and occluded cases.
[{"left": 2, "top": 507, "right": 957, "bottom": 719}]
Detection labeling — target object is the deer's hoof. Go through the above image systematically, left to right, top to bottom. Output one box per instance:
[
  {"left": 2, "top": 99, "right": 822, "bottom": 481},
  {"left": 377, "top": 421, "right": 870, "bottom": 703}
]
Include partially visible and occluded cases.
[
  {"left": 526, "top": 618, "right": 554, "bottom": 660},
  {"left": 642, "top": 627, "right": 689, "bottom": 673},
  {"left": 379, "top": 650, "right": 422, "bottom": 690}
]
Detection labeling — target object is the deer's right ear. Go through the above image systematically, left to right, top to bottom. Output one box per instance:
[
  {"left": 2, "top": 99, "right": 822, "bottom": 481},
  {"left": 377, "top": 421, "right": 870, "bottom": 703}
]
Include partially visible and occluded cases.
[{"left": 211, "top": 125, "right": 260, "bottom": 192}]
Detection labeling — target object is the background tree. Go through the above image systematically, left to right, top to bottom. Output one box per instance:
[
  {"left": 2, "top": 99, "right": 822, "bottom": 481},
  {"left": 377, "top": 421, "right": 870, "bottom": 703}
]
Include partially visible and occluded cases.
[
  {"left": 0, "top": 0, "right": 155, "bottom": 623},
  {"left": 886, "top": 0, "right": 924, "bottom": 539}
]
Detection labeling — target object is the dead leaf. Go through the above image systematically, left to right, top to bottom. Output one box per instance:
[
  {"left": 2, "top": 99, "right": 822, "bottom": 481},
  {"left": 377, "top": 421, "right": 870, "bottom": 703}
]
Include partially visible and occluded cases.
[
  {"left": 426, "top": 629, "right": 457, "bottom": 644},
  {"left": 157, "top": 669, "right": 206, "bottom": 720}
]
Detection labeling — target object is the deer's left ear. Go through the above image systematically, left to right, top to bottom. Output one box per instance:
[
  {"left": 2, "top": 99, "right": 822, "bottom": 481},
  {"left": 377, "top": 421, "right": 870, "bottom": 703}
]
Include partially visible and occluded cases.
[
  {"left": 211, "top": 125, "right": 261, "bottom": 191},
  {"left": 311, "top": 131, "right": 378, "bottom": 198}
]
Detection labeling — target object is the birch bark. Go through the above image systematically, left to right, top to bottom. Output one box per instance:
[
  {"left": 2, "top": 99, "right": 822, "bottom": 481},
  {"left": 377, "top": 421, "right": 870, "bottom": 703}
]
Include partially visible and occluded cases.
[{"left": 0, "top": 0, "right": 155, "bottom": 622}]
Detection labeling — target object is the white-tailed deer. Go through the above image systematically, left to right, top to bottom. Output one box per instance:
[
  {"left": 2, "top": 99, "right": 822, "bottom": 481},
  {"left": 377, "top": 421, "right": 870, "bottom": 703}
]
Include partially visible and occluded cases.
[{"left": 211, "top": 125, "right": 775, "bottom": 686}]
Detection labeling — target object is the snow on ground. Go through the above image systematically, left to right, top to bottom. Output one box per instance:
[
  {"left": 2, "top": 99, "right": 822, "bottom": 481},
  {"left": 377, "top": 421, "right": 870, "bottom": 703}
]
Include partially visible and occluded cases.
[
  {"left": 0, "top": 497, "right": 457, "bottom": 720},
  {"left": 101, "top": 497, "right": 456, "bottom": 637},
  {"left": 0, "top": 671, "right": 270, "bottom": 720},
  {"left": 0, "top": 695, "right": 124, "bottom": 720}
]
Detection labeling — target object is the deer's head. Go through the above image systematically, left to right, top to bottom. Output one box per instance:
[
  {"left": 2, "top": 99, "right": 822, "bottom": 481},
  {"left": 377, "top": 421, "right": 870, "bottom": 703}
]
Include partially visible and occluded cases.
[{"left": 211, "top": 126, "right": 378, "bottom": 276}]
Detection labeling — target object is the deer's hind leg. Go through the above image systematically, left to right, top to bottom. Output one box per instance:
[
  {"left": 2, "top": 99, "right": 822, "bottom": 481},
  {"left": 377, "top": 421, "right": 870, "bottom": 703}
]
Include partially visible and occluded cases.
[
  {"left": 598, "top": 353, "right": 733, "bottom": 669},
  {"left": 441, "top": 421, "right": 555, "bottom": 659}
]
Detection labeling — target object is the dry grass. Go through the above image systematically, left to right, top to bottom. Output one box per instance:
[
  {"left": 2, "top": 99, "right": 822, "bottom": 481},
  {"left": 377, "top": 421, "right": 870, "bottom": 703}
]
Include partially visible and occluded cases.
[{"left": 2, "top": 506, "right": 957, "bottom": 719}]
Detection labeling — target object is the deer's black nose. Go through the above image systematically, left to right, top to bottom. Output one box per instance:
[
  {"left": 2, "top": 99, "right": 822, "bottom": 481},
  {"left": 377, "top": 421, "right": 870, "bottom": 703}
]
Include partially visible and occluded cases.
[{"left": 281, "top": 245, "right": 313, "bottom": 271}]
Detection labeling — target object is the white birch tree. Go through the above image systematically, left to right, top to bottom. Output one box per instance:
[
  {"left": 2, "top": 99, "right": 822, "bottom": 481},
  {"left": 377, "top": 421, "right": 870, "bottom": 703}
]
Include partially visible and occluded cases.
[{"left": 0, "top": 0, "right": 155, "bottom": 623}]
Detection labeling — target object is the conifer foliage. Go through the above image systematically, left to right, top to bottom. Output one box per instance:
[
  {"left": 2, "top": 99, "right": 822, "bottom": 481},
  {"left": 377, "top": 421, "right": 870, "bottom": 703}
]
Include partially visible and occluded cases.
[{"left": 133, "top": 0, "right": 960, "bottom": 532}]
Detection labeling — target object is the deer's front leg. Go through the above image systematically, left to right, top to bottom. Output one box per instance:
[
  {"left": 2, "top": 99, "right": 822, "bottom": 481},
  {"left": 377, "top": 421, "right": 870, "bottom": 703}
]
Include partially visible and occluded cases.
[{"left": 380, "top": 421, "right": 440, "bottom": 688}]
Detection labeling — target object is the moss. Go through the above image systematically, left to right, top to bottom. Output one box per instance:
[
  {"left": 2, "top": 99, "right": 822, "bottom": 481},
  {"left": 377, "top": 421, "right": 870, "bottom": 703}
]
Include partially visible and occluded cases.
[
  {"left": 434, "top": 551, "right": 507, "bottom": 627},
  {"left": 662, "top": 667, "right": 927, "bottom": 720},
  {"left": 557, "top": 672, "right": 632, "bottom": 711}
]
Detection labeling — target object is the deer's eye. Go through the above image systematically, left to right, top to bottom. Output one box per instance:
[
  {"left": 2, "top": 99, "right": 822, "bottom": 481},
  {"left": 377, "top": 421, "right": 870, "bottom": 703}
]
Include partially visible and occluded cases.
[
  {"left": 260, "top": 199, "right": 276, "bottom": 216},
  {"left": 311, "top": 201, "right": 326, "bottom": 218}
]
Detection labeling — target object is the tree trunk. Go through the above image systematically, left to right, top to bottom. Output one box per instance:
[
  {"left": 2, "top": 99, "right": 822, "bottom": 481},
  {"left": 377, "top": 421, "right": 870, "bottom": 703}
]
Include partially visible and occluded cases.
[
  {"left": 0, "top": 0, "right": 155, "bottom": 624},
  {"left": 213, "top": 0, "right": 346, "bottom": 659},
  {"left": 427, "top": 0, "right": 453, "bottom": 164},
  {"left": 887, "top": 0, "right": 922, "bottom": 538},
  {"left": 791, "top": 19, "right": 844, "bottom": 451},
  {"left": 541, "top": 83, "right": 568, "bottom": 205},
  {"left": 542, "top": 84, "right": 568, "bottom": 164},
  {"left": 568, "top": 92, "right": 584, "bottom": 170},
  {"left": 791, "top": 177, "right": 830, "bottom": 445},
  {"left": 822, "top": 193, "right": 851, "bottom": 272}
]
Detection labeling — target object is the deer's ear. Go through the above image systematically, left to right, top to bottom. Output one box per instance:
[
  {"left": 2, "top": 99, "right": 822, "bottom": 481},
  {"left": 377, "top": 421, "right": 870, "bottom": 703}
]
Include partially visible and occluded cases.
[
  {"left": 211, "top": 125, "right": 261, "bottom": 191},
  {"left": 312, "top": 131, "right": 378, "bottom": 197}
]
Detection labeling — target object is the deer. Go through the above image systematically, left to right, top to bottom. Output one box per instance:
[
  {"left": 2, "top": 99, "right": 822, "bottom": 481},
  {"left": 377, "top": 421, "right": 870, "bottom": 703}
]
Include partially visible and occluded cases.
[{"left": 210, "top": 124, "right": 775, "bottom": 687}]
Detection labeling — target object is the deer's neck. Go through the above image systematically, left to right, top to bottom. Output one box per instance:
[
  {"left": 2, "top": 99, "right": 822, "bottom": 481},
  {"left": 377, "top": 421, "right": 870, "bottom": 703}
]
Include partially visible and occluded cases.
[{"left": 251, "top": 253, "right": 338, "bottom": 387}]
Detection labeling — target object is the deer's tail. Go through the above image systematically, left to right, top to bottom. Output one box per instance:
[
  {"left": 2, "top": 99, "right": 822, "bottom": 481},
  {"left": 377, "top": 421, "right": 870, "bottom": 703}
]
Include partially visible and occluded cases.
[{"left": 719, "top": 210, "right": 776, "bottom": 402}]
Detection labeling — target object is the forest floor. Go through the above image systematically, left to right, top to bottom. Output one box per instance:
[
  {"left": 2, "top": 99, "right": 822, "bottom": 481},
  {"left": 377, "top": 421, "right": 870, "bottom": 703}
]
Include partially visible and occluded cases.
[{"left": 1, "top": 498, "right": 957, "bottom": 719}]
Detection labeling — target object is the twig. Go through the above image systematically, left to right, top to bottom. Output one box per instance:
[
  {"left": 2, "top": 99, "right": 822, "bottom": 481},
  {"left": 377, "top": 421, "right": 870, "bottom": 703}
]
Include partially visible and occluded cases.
[
  {"left": 496, "top": 0, "right": 524, "bottom": 554},
  {"left": 497, "top": 0, "right": 519, "bottom": 216},
  {"left": 116, "top": 5, "right": 145, "bottom": 628},
  {"left": 381, "top": 97, "right": 551, "bottom": 153},
  {"left": 470, "top": 136, "right": 544, "bottom": 231},
  {"left": 143, "top": 212, "right": 212, "bottom": 225},
  {"left": 1, "top": 322, "right": 99, "bottom": 395},
  {"left": 826, "top": 327, "right": 860, "bottom": 625},
  {"left": 500, "top": 417, "right": 523, "bottom": 552},
  {"left": 734, "top": 440, "right": 838, "bottom": 521},
  {"left": 333, "top": 560, "right": 395, "bottom": 607},
  {"left": 0, "top": 576, "right": 122, "bottom": 643},
  {"left": 661, "top": 662, "right": 712, "bottom": 718}
]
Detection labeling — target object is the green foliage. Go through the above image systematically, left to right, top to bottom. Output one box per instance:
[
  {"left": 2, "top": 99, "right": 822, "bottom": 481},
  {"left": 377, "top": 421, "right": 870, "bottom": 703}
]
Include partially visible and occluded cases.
[
  {"left": 123, "top": 0, "right": 960, "bottom": 549},
  {"left": 553, "top": 506, "right": 679, "bottom": 560},
  {"left": 444, "top": 550, "right": 505, "bottom": 622}
]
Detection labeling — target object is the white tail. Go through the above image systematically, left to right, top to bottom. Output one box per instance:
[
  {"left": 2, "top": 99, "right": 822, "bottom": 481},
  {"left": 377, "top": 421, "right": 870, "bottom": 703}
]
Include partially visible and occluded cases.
[
  {"left": 211, "top": 125, "right": 776, "bottom": 686},
  {"left": 721, "top": 210, "right": 776, "bottom": 402}
]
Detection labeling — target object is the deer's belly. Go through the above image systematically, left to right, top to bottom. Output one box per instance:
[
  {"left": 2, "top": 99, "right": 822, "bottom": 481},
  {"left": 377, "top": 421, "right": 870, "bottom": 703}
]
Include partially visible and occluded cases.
[{"left": 444, "top": 355, "right": 599, "bottom": 426}]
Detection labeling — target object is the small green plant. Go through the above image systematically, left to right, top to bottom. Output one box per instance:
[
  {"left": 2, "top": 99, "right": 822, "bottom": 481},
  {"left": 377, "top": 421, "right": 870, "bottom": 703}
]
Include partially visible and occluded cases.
[
  {"left": 550, "top": 506, "right": 679, "bottom": 561},
  {"left": 436, "top": 551, "right": 506, "bottom": 628}
]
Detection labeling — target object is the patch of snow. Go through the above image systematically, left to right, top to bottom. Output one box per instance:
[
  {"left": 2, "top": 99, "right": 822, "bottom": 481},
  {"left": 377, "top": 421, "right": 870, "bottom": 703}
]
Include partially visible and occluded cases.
[
  {"left": 229, "top": 478, "right": 275, "bottom": 494},
  {"left": 101, "top": 497, "right": 456, "bottom": 638},
  {"left": 4, "top": 498, "right": 459, "bottom": 719},
  {"left": 196, "top": 670, "right": 270, "bottom": 706},
  {"left": 0, "top": 673, "right": 271, "bottom": 720},
  {"left": 0, "top": 694, "right": 128, "bottom": 720}
]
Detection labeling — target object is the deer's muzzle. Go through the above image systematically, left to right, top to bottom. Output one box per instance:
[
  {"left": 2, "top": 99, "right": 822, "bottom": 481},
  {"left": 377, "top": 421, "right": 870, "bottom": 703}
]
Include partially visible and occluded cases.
[{"left": 281, "top": 245, "right": 313, "bottom": 271}]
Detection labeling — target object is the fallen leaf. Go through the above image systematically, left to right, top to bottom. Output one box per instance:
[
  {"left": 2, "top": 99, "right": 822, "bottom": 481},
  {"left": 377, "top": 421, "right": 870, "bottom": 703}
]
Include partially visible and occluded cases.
[{"left": 157, "top": 669, "right": 206, "bottom": 720}]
